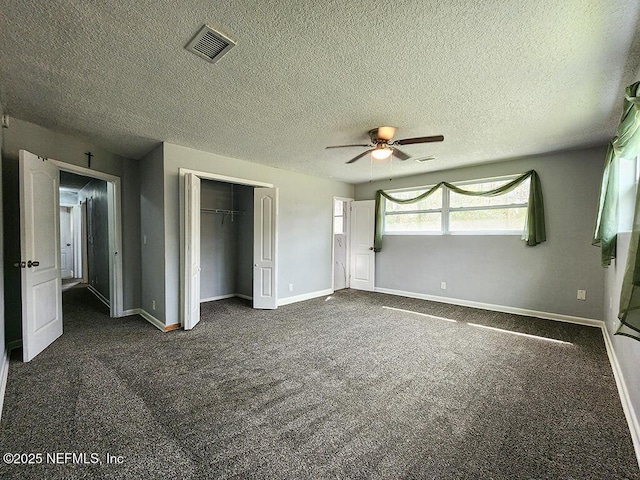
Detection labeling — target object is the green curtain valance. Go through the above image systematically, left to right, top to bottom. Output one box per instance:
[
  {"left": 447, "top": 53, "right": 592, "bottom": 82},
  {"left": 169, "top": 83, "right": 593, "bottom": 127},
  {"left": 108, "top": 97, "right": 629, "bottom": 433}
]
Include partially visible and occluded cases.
[
  {"left": 593, "top": 81, "right": 640, "bottom": 267},
  {"left": 374, "top": 170, "right": 546, "bottom": 252}
]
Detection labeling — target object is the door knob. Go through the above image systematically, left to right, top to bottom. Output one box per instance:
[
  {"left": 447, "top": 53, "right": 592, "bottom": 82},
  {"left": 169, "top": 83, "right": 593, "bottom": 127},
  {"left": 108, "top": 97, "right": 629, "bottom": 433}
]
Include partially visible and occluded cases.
[
  {"left": 369, "top": 247, "right": 374, "bottom": 250},
  {"left": 27, "top": 260, "right": 40, "bottom": 268},
  {"left": 13, "top": 261, "right": 26, "bottom": 268}
]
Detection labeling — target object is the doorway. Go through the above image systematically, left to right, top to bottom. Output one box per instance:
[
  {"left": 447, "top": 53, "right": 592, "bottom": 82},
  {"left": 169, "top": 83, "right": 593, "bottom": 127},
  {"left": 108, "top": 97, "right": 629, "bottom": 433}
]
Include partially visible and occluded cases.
[
  {"left": 17, "top": 150, "right": 124, "bottom": 361},
  {"left": 180, "top": 169, "right": 278, "bottom": 330},
  {"left": 59, "top": 172, "right": 110, "bottom": 306},
  {"left": 332, "top": 197, "right": 352, "bottom": 291}
]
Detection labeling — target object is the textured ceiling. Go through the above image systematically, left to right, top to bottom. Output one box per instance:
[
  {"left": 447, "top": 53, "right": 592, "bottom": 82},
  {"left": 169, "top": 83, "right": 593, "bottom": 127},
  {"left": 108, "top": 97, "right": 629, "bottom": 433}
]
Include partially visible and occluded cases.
[{"left": 1, "top": 1, "right": 639, "bottom": 183}]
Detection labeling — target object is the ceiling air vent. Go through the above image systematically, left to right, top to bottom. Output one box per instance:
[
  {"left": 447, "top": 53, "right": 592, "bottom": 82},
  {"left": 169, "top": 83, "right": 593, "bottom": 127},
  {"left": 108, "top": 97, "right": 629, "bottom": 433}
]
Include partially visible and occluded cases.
[{"left": 186, "top": 25, "right": 236, "bottom": 64}]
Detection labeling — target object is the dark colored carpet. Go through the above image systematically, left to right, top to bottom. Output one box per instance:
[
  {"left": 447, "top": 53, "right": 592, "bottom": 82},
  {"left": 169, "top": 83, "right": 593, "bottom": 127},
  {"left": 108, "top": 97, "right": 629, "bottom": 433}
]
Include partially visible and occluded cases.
[{"left": 0, "top": 287, "right": 638, "bottom": 479}]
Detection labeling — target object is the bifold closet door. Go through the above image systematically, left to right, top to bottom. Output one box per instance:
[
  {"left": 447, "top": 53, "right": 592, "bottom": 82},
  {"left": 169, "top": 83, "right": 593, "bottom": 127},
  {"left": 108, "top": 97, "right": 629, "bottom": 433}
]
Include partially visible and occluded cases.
[
  {"left": 184, "top": 173, "right": 201, "bottom": 330},
  {"left": 253, "top": 187, "right": 278, "bottom": 309}
]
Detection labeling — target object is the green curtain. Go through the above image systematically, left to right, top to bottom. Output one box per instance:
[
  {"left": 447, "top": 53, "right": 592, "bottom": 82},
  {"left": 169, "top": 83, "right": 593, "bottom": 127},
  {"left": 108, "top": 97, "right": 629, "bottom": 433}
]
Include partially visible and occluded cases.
[
  {"left": 593, "top": 81, "right": 640, "bottom": 266},
  {"left": 597, "top": 81, "right": 640, "bottom": 340},
  {"left": 374, "top": 170, "right": 545, "bottom": 252}
]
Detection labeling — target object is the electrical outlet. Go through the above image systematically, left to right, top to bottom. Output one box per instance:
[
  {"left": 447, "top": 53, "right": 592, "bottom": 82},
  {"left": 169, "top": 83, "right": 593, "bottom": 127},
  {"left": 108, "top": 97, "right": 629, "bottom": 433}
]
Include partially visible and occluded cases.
[
  {"left": 440, "top": 282, "right": 447, "bottom": 290},
  {"left": 289, "top": 283, "right": 294, "bottom": 292},
  {"left": 577, "top": 290, "right": 586, "bottom": 301},
  {"left": 152, "top": 300, "right": 156, "bottom": 310}
]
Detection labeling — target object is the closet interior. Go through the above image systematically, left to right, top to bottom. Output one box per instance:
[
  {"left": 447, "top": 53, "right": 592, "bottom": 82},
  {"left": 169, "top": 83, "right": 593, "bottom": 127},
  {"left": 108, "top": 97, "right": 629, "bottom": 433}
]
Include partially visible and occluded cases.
[{"left": 200, "top": 179, "right": 254, "bottom": 303}]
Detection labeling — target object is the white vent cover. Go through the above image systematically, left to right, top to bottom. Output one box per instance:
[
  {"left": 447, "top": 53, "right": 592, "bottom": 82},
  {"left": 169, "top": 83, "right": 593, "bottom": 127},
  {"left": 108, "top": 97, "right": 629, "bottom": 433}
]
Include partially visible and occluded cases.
[
  {"left": 186, "top": 25, "right": 236, "bottom": 64},
  {"left": 415, "top": 156, "right": 436, "bottom": 163}
]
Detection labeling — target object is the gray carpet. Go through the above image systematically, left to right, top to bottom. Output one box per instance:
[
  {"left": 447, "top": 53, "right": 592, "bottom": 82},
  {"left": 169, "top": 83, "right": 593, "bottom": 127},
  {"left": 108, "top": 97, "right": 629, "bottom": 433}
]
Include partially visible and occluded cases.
[{"left": 0, "top": 287, "right": 638, "bottom": 479}]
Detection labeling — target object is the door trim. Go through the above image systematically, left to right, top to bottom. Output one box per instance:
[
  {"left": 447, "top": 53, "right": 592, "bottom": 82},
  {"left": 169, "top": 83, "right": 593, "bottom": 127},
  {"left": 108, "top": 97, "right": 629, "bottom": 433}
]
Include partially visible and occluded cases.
[{"left": 51, "top": 160, "right": 124, "bottom": 318}]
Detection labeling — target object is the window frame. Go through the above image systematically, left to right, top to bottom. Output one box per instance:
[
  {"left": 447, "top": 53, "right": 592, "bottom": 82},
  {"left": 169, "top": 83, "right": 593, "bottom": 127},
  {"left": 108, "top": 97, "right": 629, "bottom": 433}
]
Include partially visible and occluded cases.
[{"left": 383, "top": 174, "right": 530, "bottom": 236}]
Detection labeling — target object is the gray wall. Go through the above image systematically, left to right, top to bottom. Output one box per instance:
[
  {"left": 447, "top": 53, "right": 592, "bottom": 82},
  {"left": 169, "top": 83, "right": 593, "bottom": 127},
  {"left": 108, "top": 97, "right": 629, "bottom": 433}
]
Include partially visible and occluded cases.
[
  {"left": 0, "top": 102, "right": 5, "bottom": 365},
  {"left": 2, "top": 118, "right": 142, "bottom": 315},
  {"left": 161, "top": 142, "right": 354, "bottom": 326},
  {"left": 139, "top": 145, "right": 165, "bottom": 320},
  {"left": 355, "top": 146, "right": 606, "bottom": 319},
  {"left": 79, "top": 179, "right": 109, "bottom": 300},
  {"left": 200, "top": 180, "right": 238, "bottom": 299},
  {"left": 605, "top": 233, "right": 640, "bottom": 421}
]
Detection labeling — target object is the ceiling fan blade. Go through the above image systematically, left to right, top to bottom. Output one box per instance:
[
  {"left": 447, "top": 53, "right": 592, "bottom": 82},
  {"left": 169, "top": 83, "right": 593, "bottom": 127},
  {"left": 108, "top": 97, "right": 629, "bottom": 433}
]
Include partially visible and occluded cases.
[
  {"left": 394, "top": 135, "right": 444, "bottom": 146},
  {"left": 326, "top": 144, "right": 370, "bottom": 149},
  {"left": 392, "top": 148, "right": 410, "bottom": 161},
  {"left": 346, "top": 149, "right": 374, "bottom": 164}
]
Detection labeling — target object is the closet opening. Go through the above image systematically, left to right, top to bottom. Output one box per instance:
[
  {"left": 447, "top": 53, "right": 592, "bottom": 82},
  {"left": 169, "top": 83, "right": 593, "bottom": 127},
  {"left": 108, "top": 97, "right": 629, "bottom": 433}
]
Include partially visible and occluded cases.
[
  {"left": 181, "top": 169, "right": 278, "bottom": 330},
  {"left": 199, "top": 180, "right": 254, "bottom": 305}
]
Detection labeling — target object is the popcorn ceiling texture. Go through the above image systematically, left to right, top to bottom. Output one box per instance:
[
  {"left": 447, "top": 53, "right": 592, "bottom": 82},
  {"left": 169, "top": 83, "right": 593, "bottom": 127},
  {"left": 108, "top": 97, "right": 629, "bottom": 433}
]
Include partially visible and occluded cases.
[{"left": 0, "top": 0, "right": 639, "bottom": 182}]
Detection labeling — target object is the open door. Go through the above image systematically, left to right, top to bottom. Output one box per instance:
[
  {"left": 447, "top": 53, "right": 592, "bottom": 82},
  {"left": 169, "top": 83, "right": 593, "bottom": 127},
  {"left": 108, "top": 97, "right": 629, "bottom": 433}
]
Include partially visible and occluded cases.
[
  {"left": 19, "top": 150, "right": 63, "bottom": 361},
  {"left": 184, "top": 173, "right": 201, "bottom": 330},
  {"left": 253, "top": 187, "right": 278, "bottom": 309},
  {"left": 349, "top": 200, "right": 375, "bottom": 291}
]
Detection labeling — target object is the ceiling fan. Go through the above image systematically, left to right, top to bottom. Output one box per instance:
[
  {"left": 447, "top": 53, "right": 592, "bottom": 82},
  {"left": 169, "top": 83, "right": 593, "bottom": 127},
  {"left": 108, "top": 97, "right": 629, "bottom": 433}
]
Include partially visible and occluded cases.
[{"left": 326, "top": 126, "right": 444, "bottom": 164}]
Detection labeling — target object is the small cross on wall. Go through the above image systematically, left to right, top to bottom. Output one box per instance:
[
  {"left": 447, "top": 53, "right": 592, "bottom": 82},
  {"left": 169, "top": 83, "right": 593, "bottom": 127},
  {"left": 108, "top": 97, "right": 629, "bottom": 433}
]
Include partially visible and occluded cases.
[{"left": 85, "top": 151, "right": 93, "bottom": 168}]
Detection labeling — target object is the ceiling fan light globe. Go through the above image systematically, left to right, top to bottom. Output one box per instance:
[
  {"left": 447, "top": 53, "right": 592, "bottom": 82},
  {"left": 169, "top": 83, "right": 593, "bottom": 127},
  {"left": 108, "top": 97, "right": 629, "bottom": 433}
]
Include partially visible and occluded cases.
[{"left": 371, "top": 148, "right": 393, "bottom": 161}]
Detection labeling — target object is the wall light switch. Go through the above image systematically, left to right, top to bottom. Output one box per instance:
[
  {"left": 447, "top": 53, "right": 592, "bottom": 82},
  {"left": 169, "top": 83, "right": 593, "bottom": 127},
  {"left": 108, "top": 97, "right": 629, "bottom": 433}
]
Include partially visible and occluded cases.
[
  {"left": 143, "top": 235, "right": 147, "bottom": 245},
  {"left": 577, "top": 290, "right": 586, "bottom": 301}
]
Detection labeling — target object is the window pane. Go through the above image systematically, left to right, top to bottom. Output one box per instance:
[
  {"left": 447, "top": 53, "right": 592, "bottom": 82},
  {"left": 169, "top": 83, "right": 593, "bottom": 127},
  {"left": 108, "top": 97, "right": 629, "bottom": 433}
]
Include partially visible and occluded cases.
[
  {"left": 449, "top": 178, "right": 530, "bottom": 208},
  {"left": 385, "top": 188, "right": 442, "bottom": 213},
  {"left": 334, "top": 200, "right": 344, "bottom": 216},
  {"left": 449, "top": 208, "right": 527, "bottom": 232},
  {"left": 385, "top": 213, "right": 441, "bottom": 232},
  {"left": 334, "top": 216, "right": 344, "bottom": 234}
]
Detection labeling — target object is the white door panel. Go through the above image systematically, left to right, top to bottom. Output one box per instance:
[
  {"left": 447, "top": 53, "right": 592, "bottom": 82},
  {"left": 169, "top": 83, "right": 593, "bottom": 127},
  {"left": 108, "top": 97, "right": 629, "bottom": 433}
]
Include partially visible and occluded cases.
[
  {"left": 20, "top": 150, "right": 63, "bottom": 361},
  {"left": 184, "top": 173, "right": 201, "bottom": 330},
  {"left": 253, "top": 188, "right": 278, "bottom": 309},
  {"left": 349, "top": 200, "right": 375, "bottom": 291}
]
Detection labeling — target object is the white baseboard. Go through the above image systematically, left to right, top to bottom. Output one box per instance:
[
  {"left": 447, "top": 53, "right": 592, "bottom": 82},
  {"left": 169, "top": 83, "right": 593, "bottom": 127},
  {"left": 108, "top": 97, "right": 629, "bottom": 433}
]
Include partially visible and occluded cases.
[
  {"left": 87, "top": 285, "right": 111, "bottom": 309},
  {"left": 374, "top": 287, "right": 603, "bottom": 328},
  {"left": 278, "top": 288, "right": 333, "bottom": 307},
  {"left": 200, "top": 294, "right": 236, "bottom": 303},
  {"left": 235, "top": 294, "right": 253, "bottom": 301},
  {"left": 120, "top": 309, "right": 139, "bottom": 317},
  {"left": 135, "top": 309, "right": 165, "bottom": 332},
  {"left": 601, "top": 325, "right": 640, "bottom": 469},
  {"left": 0, "top": 349, "right": 9, "bottom": 421}
]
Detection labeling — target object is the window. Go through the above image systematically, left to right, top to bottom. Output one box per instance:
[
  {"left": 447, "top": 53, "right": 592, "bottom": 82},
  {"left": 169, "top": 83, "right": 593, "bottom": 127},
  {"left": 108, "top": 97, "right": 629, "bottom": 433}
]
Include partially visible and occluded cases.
[
  {"left": 383, "top": 176, "right": 530, "bottom": 235},
  {"left": 384, "top": 187, "right": 443, "bottom": 233},
  {"left": 334, "top": 200, "right": 346, "bottom": 234}
]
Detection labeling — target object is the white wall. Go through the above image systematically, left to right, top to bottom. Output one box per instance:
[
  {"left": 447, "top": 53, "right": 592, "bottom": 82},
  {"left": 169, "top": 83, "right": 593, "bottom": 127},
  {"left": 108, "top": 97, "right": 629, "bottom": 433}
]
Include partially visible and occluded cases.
[
  {"left": 161, "top": 143, "right": 354, "bottom": 326},
  {"left": 355, "top": 146, "right": 606, "bottom": 319}
]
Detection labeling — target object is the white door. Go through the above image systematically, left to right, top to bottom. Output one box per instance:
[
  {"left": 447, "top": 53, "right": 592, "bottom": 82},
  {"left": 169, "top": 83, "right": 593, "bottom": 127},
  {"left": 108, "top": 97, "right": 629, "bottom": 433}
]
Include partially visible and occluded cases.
[
  {"left": 19, "top": 150, "right": 63, "bottom": 362},
  {"left": 184, "top": 173, "right": 201, "bottom": 330},
  {"left": 253, "top": 188, "right": 278, "bottom": 309},
  {"left": 349, "top": 200, "right": 375, "bottom": 291},
  {"left": 60, "top": 207, "right": 73, "bottom": 278}
]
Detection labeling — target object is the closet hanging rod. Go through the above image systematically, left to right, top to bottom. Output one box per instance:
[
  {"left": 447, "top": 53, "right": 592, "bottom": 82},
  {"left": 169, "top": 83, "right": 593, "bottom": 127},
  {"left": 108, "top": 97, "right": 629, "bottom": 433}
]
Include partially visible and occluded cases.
[{"left": 200, "top": 208, "right": 245, "bottom": 215}]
